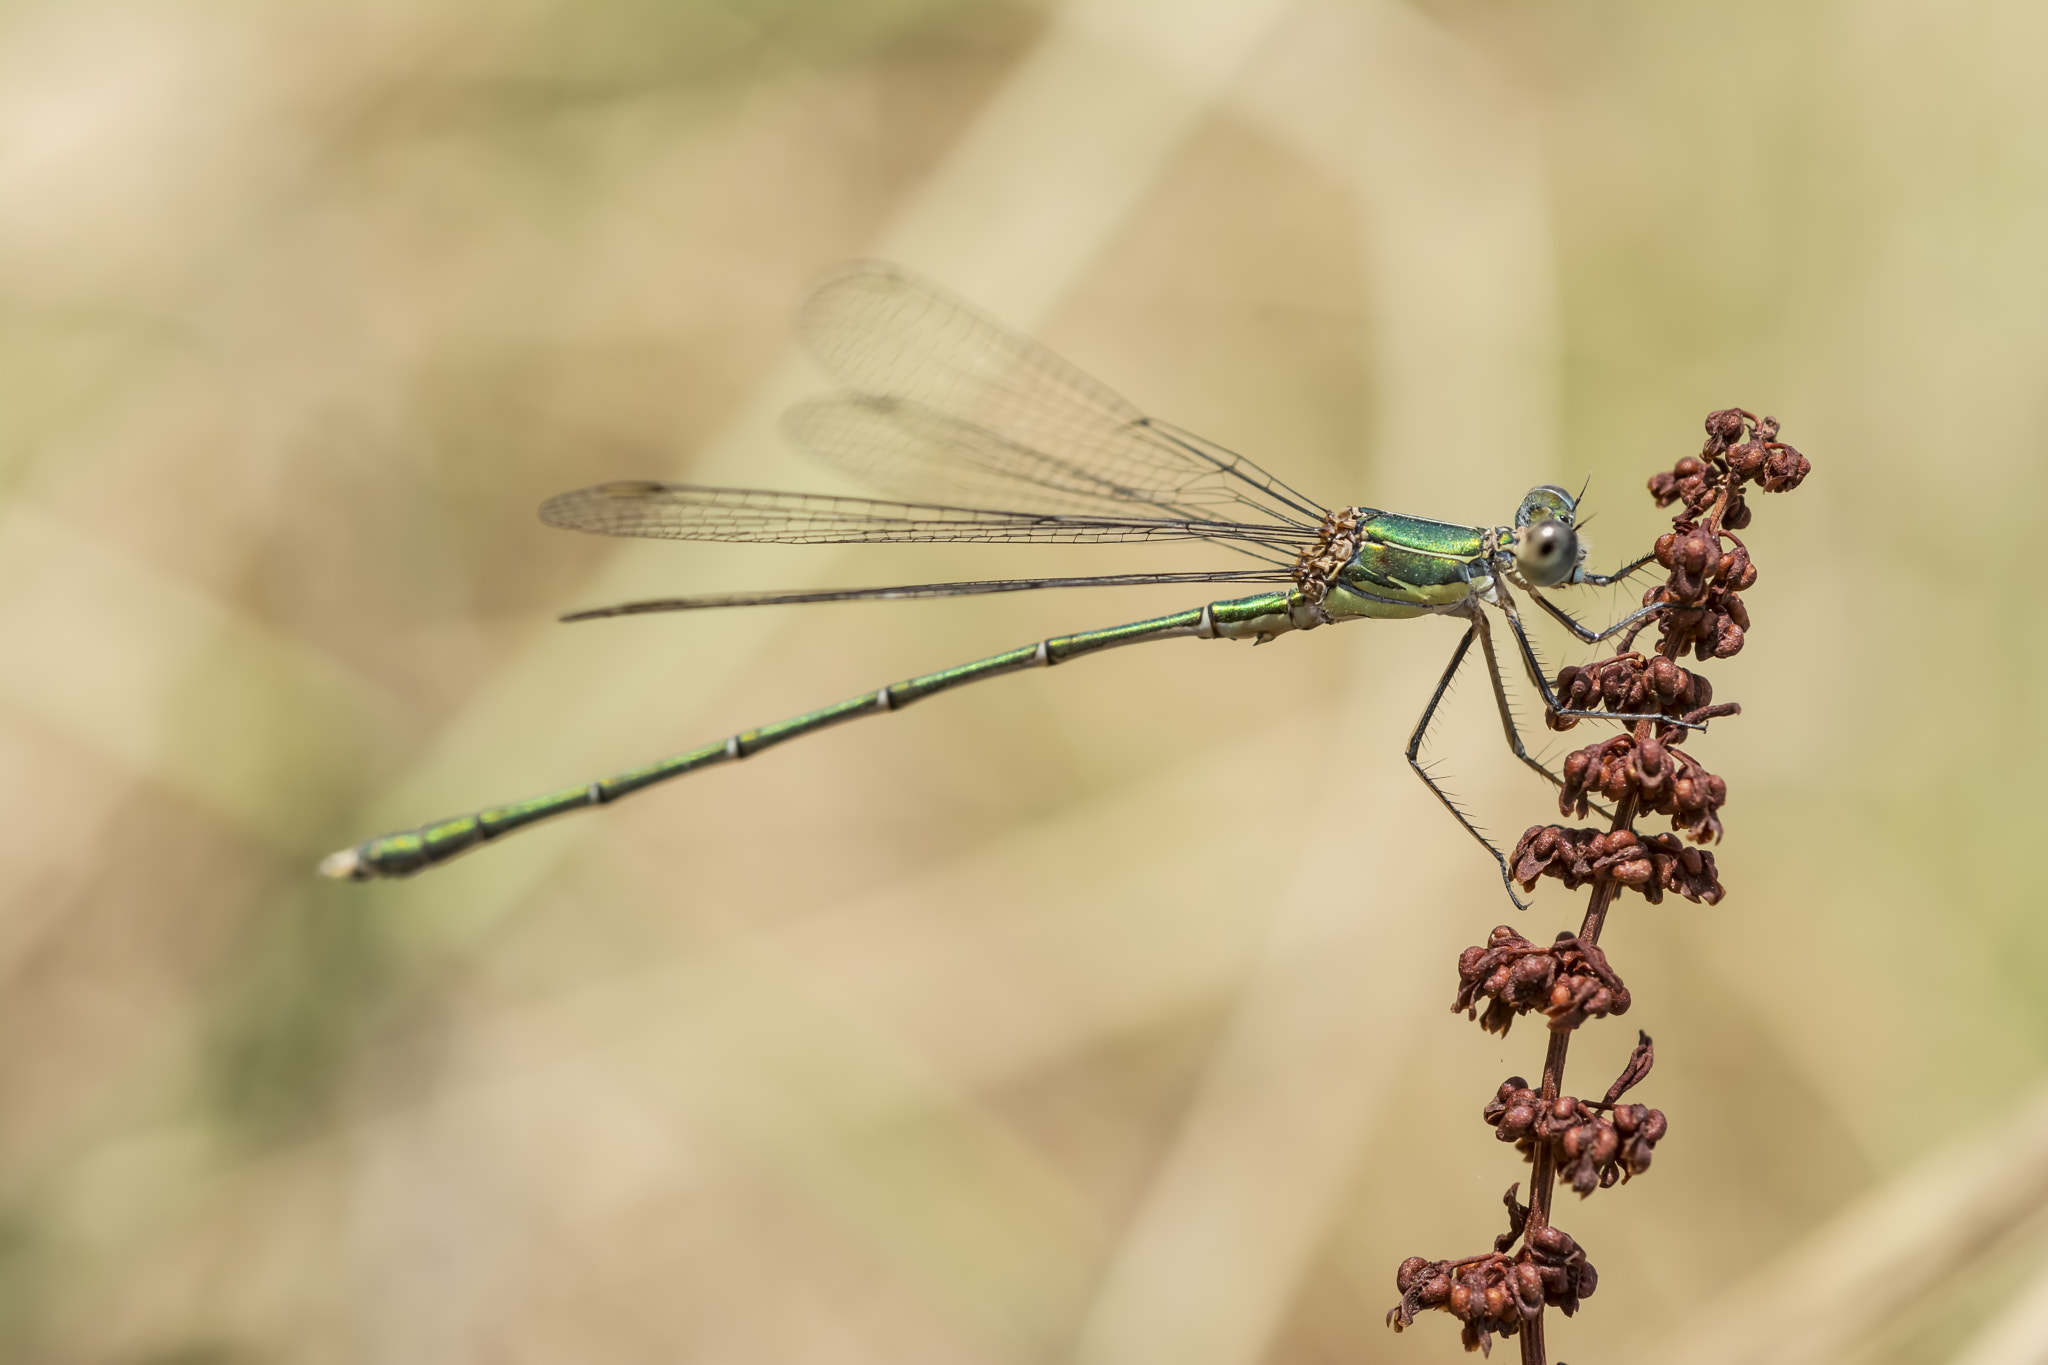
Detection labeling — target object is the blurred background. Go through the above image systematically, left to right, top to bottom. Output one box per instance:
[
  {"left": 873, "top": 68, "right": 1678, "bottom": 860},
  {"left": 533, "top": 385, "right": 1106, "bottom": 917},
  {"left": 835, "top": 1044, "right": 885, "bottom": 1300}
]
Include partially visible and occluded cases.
[{"left": 0, "top": 0, "right": 2042, "bottom": 1360}]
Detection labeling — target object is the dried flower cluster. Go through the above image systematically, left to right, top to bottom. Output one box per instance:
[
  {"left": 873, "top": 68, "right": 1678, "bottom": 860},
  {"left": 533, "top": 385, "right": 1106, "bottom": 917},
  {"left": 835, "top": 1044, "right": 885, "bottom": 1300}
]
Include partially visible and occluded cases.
[
  {"left": 1648, "top": 407, "right": 1809, "bottom": 526},
  {"left": 1389, "top": 408, "right": 1809, "bottom": 1361},
  {"left": 1643, "top": 409, "right": 1807, "bottom": 663},
  {"left": 1547, "top": 652, "right": 1733, "bottom": 730},
  {"left": 1558, "top": 731, "right": 1727, "bottom": 842},
  {"left": 1509, "top": 825, "right": 1723, "bottom": 904},
  {"left": 1454, "top": 926, "right": 1631, "bottom": 1036},
  {"left": 1485, "top": 1039, "right": 1668, "bottom": 1197},
  {"left": 1388, "top": 1220, "right": 1600, "bottom": 1356}
]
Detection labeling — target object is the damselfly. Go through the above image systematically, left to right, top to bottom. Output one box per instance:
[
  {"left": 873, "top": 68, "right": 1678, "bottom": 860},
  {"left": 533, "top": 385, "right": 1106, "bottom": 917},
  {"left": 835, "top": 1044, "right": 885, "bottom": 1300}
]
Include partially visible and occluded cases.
[{"left": 321, "top": 264, "right": 1679, "bottom": 906}]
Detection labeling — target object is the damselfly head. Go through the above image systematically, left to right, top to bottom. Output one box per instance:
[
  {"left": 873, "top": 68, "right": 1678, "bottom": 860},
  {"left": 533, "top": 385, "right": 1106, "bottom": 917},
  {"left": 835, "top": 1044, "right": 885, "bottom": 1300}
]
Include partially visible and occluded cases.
[{"left": 1512, "top": 484, "right": 1583, "bottom": 587}]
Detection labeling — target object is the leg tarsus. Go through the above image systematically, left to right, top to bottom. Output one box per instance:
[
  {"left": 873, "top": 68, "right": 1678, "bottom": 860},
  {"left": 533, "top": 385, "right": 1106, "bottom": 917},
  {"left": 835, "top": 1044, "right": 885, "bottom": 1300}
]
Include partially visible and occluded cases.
[
  {"left": 1577, "top": 551, "right": 1657, "bottom": 589},
  {"left": 1527, "top": 586, "right": 1663, "bottom": 647}
]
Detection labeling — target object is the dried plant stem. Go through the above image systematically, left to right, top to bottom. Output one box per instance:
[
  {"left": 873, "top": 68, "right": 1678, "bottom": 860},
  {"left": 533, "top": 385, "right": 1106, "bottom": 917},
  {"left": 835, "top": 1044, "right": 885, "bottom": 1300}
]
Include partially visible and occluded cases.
[
  {"left": 1388, "top": 410, "right": 1808, "bottom": 1362},
  {"left": 1521, "top": 779, "right": 1643, "bottom": 1365},
  {"left": 1517, "top": 1270, "right": 1552, "bottom": 1365},
  {"left": 1523, "top": 1293, "right": 1548, "bottom": 1365}
]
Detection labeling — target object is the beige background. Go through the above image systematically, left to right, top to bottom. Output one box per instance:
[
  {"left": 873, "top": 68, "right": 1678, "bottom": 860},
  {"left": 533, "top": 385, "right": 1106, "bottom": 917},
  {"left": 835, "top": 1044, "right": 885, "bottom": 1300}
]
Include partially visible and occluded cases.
[{"left": 0, "top": 1, "right": 2039, "bottom": 1361}]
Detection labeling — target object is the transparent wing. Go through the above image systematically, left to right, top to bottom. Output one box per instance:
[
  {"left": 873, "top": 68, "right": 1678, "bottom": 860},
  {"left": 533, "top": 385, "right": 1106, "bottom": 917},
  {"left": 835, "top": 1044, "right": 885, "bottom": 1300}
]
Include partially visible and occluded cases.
[
  {"left": 793, "top": 263, "right": 1328, "bottom": 527},
  {"left": 784, "top": 394, "right": 1320, "bottom": 551},
  {"left": 540, "top": 480, "right": 1323, "bottom": 549}
]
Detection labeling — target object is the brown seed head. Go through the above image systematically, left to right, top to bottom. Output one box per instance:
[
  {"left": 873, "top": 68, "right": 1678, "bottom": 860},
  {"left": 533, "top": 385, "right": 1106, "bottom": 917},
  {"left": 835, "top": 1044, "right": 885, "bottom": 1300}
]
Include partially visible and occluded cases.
[
  {"left": 1556, "top": 734, "right": 1728, "bottom": 843},
  {"left": 1454, "top": 926, "right": 1634, "bottom": 1034},
  {"left": 1481, "top": 1074, "right": 1668, "bottom": 1198}
]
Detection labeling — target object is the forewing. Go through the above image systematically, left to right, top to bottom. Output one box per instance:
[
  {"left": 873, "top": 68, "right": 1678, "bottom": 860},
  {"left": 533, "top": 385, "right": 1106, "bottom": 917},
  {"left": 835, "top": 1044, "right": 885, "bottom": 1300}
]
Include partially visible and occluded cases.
[
  {"left": 795, "top": 263, "right": 1325, "bottom": 527},
  {"left": 539, "top": 480, "right": 1307, "bottom": 548}
]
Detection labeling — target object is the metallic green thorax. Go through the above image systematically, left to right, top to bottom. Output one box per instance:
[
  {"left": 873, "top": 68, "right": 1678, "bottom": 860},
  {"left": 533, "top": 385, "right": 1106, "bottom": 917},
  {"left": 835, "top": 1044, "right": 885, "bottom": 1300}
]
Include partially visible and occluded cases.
[
  {"left": 323, "top": 506, "right": 1512, "bottom": 881},
  {"left": 1323, "top": 508, "right": 1493, "bottom": 621}
]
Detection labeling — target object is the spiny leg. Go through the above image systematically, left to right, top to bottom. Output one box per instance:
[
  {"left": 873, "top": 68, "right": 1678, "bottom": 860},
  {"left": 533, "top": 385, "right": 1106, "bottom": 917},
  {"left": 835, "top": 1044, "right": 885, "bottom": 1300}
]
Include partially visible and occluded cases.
[
  {"left": 1577, "top": 551, "right": 1657, "bottom": 588},
  {"left": 1525, "top": 585, "right": 1664, "bottom": 646},
  {"left": 1472, "top": 607, "right": 1620, "bottom": 823},
  {"left": 1471, "top": 608, "right": 1573, "bottom": 793},
  {"left": 1407, "top": 620, "right": 1530, "bottom": 911}
]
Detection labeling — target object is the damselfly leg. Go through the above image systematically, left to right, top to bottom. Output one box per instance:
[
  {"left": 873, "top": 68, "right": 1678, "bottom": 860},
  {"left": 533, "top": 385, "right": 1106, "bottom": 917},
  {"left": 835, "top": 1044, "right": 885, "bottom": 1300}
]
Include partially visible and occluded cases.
[
  {"left": 1576, "top": 551, "right": 1659, "bottom": 589},
  {"left": 1523, "top": 584, "right": 1664, "bottom": 647},
  {"left": 1407, "top": 596, "right": 1650, "bottom": 905},
  {"left": 1406, "top": 618, "right": 1532, "bottom": 910}
]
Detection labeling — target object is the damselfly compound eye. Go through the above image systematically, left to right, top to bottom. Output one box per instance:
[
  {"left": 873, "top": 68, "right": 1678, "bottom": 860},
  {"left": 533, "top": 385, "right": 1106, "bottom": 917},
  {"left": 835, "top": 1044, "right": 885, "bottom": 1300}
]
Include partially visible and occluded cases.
[{"left": 1515, "top": 519, "right": 1579, "bottom": 587}]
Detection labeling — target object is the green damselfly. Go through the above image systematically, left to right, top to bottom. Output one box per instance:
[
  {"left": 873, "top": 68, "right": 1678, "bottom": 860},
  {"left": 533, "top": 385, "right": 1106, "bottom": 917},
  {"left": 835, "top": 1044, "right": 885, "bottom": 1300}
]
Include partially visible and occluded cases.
[{"left": 321, "top": 264, "right": 1677, "bottom": 906}]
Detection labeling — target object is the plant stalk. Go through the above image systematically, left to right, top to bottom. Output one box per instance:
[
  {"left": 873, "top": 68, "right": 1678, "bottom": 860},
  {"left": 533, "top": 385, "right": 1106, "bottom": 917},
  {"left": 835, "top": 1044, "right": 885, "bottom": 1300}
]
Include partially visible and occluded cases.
[{"left": 1518, "top": 764, "right": 1645, "bottom": 1365}]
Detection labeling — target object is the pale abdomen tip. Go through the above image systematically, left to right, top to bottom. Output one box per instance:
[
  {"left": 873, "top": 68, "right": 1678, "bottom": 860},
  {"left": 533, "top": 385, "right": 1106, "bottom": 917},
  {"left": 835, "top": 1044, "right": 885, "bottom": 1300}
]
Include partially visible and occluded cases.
[{"left": 318, "top": 847, "right": 365, "bottom": 880}]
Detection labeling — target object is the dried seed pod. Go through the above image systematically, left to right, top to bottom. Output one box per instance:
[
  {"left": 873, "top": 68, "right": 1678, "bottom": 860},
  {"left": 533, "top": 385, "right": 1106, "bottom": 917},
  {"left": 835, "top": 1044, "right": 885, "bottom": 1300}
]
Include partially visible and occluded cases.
[
  {"left": 1763, "top": 442, "right": 1811, "bottom": 491},
  {"left": 1612, "top": 1103, "right": 1668, "bottom": 1178},
  {"left": 1525, "top": 1225, "right": 1598, "bottom": 1317},
  {"left": 1386, "top": 1250, "right": 1529, "bottom": 1351}
]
